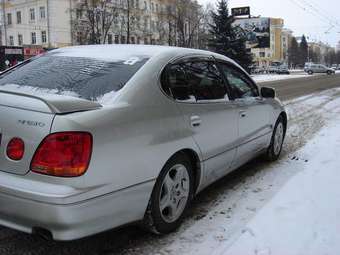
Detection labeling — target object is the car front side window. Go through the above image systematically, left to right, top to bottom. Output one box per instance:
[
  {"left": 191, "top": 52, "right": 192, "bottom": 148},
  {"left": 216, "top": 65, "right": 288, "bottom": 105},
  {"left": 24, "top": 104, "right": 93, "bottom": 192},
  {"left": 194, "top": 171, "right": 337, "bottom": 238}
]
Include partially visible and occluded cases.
[{"left": 219, "top": 64, "right": 258, "bottom": 99}]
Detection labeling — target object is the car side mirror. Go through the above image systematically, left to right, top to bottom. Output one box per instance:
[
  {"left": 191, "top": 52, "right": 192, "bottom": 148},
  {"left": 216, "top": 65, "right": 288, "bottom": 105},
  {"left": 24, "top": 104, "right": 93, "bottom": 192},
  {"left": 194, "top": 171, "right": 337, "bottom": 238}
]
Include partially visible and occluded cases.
[{"left": 261, "top": 87, "right": 276, "bottom": 98}]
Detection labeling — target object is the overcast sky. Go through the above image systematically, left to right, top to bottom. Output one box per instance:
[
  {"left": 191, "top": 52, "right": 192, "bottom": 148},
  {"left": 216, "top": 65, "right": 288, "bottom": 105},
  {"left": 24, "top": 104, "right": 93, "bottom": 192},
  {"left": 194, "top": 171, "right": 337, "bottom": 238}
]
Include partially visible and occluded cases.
[{"left": 198, "top": 0, "right": 340, "bottom": 47}]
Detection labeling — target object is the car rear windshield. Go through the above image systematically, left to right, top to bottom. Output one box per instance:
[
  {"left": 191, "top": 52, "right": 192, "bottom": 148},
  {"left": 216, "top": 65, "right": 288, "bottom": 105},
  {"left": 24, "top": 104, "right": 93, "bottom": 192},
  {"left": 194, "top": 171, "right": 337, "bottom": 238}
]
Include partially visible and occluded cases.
[{"left": 0, "top": 52, "right": 149, "bottom": 102}]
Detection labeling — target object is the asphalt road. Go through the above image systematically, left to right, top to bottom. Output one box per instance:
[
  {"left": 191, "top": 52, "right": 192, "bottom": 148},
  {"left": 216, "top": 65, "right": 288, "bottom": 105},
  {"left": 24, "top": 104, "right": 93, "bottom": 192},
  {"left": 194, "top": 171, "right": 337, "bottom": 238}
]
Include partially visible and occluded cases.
[
  {"left": 258, "top": 72, "right": 340, "bottom": 101},
  {"left": 0, "top": 73, "right": 340, "bottom": 255}
]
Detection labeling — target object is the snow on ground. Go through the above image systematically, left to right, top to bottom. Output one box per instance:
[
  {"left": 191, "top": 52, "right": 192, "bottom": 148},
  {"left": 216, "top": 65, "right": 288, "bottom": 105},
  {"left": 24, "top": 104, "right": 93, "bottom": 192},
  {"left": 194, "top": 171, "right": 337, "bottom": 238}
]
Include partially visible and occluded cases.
[
  {"left": 289, "top": 69, "right": 304, "bottom": 73},
  {"left": 252, "top": 73, "right": 309, "bottom": 83},
  {"left": 112, "top": 88, "right": 340, "bottom": 255},
  {"left": 218, "top": 95, "right": 340, "bottom": 255},
  {"left": 219, "top": 125, "right": 340, "bottom": 255}
]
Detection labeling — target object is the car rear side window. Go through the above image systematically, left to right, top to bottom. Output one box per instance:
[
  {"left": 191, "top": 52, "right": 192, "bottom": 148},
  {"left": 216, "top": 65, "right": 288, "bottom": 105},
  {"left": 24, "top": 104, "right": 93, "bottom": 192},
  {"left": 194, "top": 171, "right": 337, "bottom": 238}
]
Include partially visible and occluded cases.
[
  {"left": 0, "top": 53, "right": 149, "bottom": 102},
  {"left": 162, "top": 60, "right": 228, "bottom": 102},
  {"left": 163, "top": 64, "right": 196, "bottom": 102},
  {"left": 219, "top": 64, "right": 259, "bottom": 99}
]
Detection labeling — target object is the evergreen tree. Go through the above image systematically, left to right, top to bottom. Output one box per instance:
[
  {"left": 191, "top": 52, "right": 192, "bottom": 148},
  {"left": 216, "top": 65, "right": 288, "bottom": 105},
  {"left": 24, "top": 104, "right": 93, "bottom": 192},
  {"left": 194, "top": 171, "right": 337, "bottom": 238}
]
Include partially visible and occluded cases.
[
  {"left": 208, "top": 0, "right": 253, "bottom": 70},
  {"left": 299, "top": 35, "right": 309, "bottom": 65},
  {"left": 288, "top": 37, "right": 299, "bottom": 68}
]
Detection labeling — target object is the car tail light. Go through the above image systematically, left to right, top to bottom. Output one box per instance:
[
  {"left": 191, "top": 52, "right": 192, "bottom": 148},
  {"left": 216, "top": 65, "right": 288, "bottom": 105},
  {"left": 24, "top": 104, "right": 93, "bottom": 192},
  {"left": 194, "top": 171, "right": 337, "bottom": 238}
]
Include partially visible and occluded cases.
[
  {"left": 30, "top": 132, "right": 92, "bottom": 177},
  {"left": 7, "top": 138, "right": 25, "bottom": 160}
]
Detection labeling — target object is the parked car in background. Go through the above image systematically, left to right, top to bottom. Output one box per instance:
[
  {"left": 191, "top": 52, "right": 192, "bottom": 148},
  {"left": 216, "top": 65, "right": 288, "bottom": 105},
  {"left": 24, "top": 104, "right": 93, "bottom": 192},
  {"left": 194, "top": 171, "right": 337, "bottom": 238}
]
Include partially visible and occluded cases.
[
  {"left": 0, "top": 45, "right": 287, "bottom": 241},
  {"left": 304, "top": 64, "right": 335, "bottom": 75},
  {"left": 331, "top": 64, "right": 340, "bottom": 71},
  {"left": 268, "top": 65, "right": 279, "bottom": 74},
  {"left": 276, "top": 65, "right": 290, "bottom": 75},
  {"left": 250, "top": 66, "right": 266, "bottom": 74}
]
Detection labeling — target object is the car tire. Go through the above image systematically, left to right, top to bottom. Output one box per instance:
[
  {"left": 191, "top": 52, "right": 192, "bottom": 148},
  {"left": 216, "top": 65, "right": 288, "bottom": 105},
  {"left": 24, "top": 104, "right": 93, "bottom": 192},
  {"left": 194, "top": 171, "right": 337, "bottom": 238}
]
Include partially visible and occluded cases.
[
  {"left": 308, "top": 70, "right": 313, "bottom": 75},
  {"left": 327, "top": 70, "right": 331, "bottom": 75},
  {"left": 265, "top": 116, "right": 285, "bottom": 161},
  {"left": 143, "top": 153, "right": 194, "bottom": 234}
]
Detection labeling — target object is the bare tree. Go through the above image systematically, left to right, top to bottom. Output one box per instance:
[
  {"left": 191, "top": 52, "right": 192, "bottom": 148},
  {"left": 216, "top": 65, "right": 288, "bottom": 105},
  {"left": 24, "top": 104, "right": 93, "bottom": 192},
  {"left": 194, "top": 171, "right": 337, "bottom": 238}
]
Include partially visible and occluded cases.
[
  {"left": 72, "top": 0, "right": 118, "bottom": 44},
  {"left": 154, "top": 0, "right": 203, "bottom": 48},
  {"left": 175, "top": 0, "right": 203, "bottom": 48},
  {"left": 196, "top": 3, "right": 214, "bottom": 49}
]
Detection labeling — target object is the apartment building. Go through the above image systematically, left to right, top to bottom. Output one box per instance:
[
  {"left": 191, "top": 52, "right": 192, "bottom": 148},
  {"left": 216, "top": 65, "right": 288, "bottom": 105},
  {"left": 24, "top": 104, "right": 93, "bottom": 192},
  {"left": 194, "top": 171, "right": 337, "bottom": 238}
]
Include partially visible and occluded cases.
[
  {"left": 0, "top": 0, "right": 73, "bottom": 49},
  {"left": 0, "top": 0, "right": 198, "bottom": 49}
]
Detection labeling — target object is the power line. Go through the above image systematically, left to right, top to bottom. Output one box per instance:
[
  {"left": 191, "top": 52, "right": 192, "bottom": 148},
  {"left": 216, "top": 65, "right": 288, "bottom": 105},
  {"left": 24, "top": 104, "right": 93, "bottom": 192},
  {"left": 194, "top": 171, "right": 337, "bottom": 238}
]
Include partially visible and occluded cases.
[{"left": 289, "top": 0, "right": 340, "bottom": 35}]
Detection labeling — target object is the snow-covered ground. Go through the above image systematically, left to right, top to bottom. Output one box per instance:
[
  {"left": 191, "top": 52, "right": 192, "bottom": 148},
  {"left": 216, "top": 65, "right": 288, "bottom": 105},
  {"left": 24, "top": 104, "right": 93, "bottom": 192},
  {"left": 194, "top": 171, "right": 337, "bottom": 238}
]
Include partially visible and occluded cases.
[
  {"left": 253, "top": 71, "right": 340, "bottom": 83},
  {"left": 252, "top": 73, "right": 309, "bottom": 83},
  {"left": 105, "top": 88, "right": 340, "bottom": 255},
  {"left": 217, "top": 92, "right": 340, "bottom": 255}
]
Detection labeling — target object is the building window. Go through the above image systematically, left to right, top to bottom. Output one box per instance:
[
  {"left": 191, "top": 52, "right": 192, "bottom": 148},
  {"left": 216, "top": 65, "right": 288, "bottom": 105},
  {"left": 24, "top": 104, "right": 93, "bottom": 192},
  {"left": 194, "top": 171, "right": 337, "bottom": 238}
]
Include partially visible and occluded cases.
[
  {"left": 136, "top": 0, "right": 139, "bottom": 9},
  {"left": 144, "top": 1, "right": 147, "bottom": 10},
  {"left": 151, "top": 2, "right": 154, "bottom": 11},
  {"left": 40, "top": 6, "right": 46, "bottom": 19},
  {"left": 30, "top": 8, "right": 35, "bottom": 21},
  {"left": 76, "top": 9, "right": 82, "bottom": 19},
  {"left": 16, "top": 11, "right": 21, "bottom": 24},
  {"left": 7, "top": 13, "right": 12, "bottom": 25},
  {"left": 144, "top": 17, "right": 148, "bottom": 29},
  {"left": 151, "top": 20, "right": 155, "bottom": 31},
  {"left": 41, "top": 31, "right": 47, "bottom": 43},
  {"left": 31, "top": 32, "right": 36, "bottom": 44},
  {"left": 76, "top": 32, "right": 82, "bottom": 43},
  {"left": 18, "top": 34, "right": 23, "bottom": 46},
  {"left": 108, "top": 34, "right": 113, "bottom": 44},
  {"left": 114, "top": 35, "right": 119, "bottom": 44},
  {"left": 121, "top": 35, "right": 126, "bottom": 44},
  {"left": 9, "top": 36, "right": 14, "bottom": 46},
  {"left": 131, "top": 36, "right": 135, "bottom": 44},
  {"left": 259, "top": 52, "right": 265, "bottom": 58}
]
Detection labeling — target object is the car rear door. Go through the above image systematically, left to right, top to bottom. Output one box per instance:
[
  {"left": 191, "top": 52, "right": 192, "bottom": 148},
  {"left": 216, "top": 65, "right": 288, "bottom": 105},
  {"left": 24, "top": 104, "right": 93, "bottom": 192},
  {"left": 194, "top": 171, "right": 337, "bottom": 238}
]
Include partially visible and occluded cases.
[
  {"left": 162, "top": 57, "right": 238, "bottom": 185},
  {"left": 218, "top": 62, "right": 272, "bottom": 167}
]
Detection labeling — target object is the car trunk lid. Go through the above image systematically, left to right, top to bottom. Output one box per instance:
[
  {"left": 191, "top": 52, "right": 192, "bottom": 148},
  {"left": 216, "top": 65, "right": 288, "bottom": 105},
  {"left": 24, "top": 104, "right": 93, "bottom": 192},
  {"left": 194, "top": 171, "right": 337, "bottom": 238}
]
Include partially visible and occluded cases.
[{"left": 0, "top": 90, "right": 102, "bottom": 175}]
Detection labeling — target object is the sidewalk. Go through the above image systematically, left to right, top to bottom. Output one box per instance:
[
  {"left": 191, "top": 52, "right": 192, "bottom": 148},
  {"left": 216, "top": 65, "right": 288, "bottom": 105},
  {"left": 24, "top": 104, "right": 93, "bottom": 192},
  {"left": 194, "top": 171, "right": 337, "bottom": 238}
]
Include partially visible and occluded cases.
[{"left": 216, "top": 101, "right": 340, "bottom": 255}]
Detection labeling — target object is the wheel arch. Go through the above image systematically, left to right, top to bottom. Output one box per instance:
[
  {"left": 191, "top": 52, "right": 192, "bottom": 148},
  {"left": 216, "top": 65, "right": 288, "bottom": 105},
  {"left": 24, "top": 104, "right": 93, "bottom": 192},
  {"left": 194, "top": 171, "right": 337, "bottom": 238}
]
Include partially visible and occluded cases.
[
  {"left": 279, "top": 111, "right": 288, "bottom": 136},
  {"left": 165, "top": 148, "right": 202, "bottom": 196}
]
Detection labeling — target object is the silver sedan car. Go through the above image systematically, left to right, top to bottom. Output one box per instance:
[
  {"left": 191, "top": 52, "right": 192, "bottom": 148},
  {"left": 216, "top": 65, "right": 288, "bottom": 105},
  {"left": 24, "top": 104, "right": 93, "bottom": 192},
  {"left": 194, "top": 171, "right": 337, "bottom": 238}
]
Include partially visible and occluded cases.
[{"left": 0, "top": 45, "right": 286, "bottom": 240}]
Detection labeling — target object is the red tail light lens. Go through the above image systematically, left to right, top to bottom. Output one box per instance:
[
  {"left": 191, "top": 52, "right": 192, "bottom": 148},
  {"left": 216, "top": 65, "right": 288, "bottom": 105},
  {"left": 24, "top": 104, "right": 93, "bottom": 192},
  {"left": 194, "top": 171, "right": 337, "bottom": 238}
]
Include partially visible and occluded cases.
[
  {"left": 30, "top": 132, "right": 92, "bottom": 177},
  {"left": 7, "top": 138, "right": 25, "bottom": 160}
]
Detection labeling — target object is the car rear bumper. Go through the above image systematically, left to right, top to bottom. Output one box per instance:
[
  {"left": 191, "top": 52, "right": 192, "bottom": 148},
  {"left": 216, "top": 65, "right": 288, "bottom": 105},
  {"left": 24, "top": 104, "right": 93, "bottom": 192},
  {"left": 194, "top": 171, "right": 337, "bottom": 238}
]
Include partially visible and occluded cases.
[{"left": 0, "top": 178, "right": 154, "bottom": 240}]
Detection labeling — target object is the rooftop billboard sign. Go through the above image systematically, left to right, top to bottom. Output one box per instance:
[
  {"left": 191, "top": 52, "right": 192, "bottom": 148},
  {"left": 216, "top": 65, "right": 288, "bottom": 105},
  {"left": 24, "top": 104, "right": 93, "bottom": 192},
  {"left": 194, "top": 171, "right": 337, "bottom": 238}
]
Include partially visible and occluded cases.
[{"left": 234, "top": 17, "right": 271, "bottom": 49}]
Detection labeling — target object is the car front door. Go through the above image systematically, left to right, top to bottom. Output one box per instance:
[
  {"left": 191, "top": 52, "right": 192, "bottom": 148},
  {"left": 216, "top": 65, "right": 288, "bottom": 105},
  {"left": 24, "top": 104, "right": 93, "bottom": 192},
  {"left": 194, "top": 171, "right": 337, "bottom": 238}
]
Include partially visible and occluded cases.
[
  {"left": 162, "top": 57, "right": 238, "bottom": 185},
  {"left": 218, "top": 62, "right": 272, "bottom": 167}
]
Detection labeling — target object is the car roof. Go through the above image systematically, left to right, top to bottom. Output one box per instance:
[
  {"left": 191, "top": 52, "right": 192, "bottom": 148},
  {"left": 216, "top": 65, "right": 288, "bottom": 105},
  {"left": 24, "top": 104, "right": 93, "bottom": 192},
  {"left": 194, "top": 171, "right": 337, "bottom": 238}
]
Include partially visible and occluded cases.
[{"left": 49, "top": 44, "right": 234, "bottom": 63}]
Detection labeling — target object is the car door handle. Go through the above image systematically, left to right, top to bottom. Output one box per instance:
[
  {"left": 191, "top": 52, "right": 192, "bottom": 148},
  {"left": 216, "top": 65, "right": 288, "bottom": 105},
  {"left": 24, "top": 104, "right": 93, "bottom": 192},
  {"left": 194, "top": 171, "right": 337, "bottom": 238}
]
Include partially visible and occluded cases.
[
  {"left": 239, "top": 110, "right": 247, "bottom": 118},
  {"left": 190, "top": 116, "right": 202, "bottom": 127}
]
